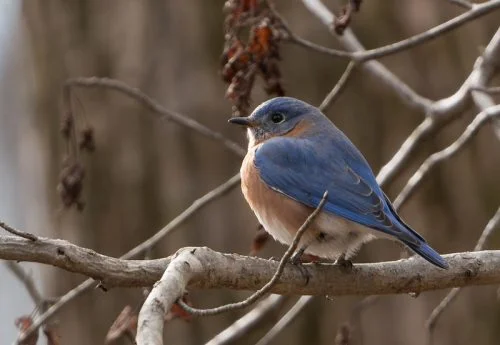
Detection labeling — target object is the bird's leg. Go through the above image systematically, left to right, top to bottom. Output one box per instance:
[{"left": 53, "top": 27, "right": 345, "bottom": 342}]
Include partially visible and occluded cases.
[{"left": 334, "top": 253, "right": 353, "bottom": 272}]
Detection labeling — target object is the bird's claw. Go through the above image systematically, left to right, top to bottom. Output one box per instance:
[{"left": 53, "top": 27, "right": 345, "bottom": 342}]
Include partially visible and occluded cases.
[{"left": 335, "top": 255, "right": 353, "bottom": 272}]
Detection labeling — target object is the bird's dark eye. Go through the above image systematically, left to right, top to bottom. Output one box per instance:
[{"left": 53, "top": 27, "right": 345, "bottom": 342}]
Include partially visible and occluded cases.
[{"left": 270, "top": 112, "right": 285, "bottom": 124}]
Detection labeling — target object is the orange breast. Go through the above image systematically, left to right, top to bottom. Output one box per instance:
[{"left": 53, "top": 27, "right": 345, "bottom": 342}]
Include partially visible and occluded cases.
[{"left": 241, "top": 145, "right": 315, "bottom": 246}]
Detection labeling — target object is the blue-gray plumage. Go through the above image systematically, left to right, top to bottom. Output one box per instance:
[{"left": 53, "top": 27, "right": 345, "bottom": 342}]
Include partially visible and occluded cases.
[{"left": 229, "top": 97, "right": 448, "bottom": 269}]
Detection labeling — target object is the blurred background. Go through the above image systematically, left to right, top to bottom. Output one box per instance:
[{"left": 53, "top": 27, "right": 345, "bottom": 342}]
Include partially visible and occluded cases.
[{"left": 1, "top": 1, "right": 500, "bottom": 344}]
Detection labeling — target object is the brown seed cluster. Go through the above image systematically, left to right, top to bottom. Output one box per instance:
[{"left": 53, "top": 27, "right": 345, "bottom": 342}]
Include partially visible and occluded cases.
[
  {"left": 221, "top": 0, "right": 285, "bottom": 116},
  {"left": 58, "top": 87, "right": 95, "bottom": 210}
]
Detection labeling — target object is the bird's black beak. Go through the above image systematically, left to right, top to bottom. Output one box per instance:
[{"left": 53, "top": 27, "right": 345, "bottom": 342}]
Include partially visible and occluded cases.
[{"left": 228, "top": 117, "right": 255, "bottom": 127}]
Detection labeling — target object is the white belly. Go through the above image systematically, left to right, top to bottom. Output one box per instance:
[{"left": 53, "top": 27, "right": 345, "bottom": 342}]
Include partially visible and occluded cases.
[{"left": 257, "top": 208, "right": 378, "bottom": 260}]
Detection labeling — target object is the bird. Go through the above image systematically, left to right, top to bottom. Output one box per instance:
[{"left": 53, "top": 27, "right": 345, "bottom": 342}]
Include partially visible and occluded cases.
[{"left": 229, "top": 97, "right": 448, "bottom": 269}]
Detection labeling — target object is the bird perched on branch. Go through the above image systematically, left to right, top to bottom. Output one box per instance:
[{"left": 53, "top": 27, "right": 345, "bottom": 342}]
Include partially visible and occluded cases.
[{"left": 229, "top": 97, "right": 448, "bottom": 269}]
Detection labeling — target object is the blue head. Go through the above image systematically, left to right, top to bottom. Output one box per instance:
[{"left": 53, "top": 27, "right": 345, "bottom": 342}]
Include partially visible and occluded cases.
[{"left": 229, "top": 97, "right": 328, "bottom": 146}]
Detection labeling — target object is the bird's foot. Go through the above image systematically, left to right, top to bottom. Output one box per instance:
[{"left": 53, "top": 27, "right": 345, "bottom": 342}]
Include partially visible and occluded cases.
[{"left": 334, "top": 255, "right": 353, "bottom": 273}]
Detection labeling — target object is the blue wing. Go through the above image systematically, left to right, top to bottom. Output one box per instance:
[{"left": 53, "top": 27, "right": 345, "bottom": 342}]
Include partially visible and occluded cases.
[
  {"left": 254, "top": 134, "right": 448, "bottom": 269},
  {"left": 254, "top": 136, "right": 409, "bottom": 238}
]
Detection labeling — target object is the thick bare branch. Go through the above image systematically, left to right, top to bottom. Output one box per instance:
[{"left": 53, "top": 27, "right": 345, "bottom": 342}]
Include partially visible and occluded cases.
[
  {"left": 65, "top": 77, "right": 246, "bottom": 157},
  {"left": 5, "top": 234, "right": 500, "bottom": 344},
  {"left": 1, "top": 235, "right": 170, "bottom": 287},
  {"left": 2, "top": 235, "right": 500, "bottom": 298}
]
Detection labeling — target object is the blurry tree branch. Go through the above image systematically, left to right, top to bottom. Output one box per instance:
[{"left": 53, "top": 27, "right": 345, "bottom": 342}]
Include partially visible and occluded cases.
[
  {"left": 292, "top": 0, "right": 500, "bottom": 64},
  {"left": 447, "top": 0, "right": 473, "bottom": 10},
  {"left": 284, "top": 1, "right": 500, "bottom": 187},
  {"left": 377, "top": 26, "right": 500, "bottom": 186},
  {"left": 468, "top": 28, "right": 500, "bottom": 138},
  {"left": 319, "top": 61, "right": 356, "bottom": 112},
  {"left": 64, "top": 78, "right": 246, "bottom": 157},
  {"left": 472, "top": 86, "right": 500, "bottom": 94},
  {"left": 394, "top": 104, "right": 500, "bottom": 208},
  {"left": 13, "top": 173, "right": 241, "bottom": 344},
  {"left": 425, "top": 206, "right": 500, "bottom": 345},
  {"left": 5, "top": 261, "right": 43, "bottom": 305},
  {"left": 204, "top": 294, "right": 288, "bottom": 345},
  {"left": 254, "top": 295, "right": 313, "bottom": 345}
]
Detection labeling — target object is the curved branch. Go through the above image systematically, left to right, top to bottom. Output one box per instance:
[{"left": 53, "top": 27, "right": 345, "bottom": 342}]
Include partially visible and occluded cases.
[
  {"left": 297, "top": 0, "right": 500, "bottom": 63},
  {"left": 353, "top": 1, "right": 500, "bottom": 63},
  {"left": 469, "top": 27, "right": 500, "bottom": 139},
  {"left": 319, "top": 62, "right": 356, "bottom": 112},
  {"left": 64, "top": 78, "right": 246, "bottom": 157},
  {"left": 394, "top": 105, "right": 500, "bottom": 209}
]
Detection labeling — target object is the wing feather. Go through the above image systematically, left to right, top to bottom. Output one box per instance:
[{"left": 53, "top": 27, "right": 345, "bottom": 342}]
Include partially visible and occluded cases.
[{"left": 254, "top": 137, "right": 413, "bottom": 240}]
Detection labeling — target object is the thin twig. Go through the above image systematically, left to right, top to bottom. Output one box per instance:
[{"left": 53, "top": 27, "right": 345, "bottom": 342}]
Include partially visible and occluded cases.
[
  {"left": 289, "top": 0, "right": 500, "bottom": 64},
  {"left": 301, "top": 0, "right": 433, "bottom": 114},
  {"left": 447, "top": 0, "right": 473, "bottom": 10},
  {"left": 351, "top": 1, "right": 500, "bottom": 63},
  {"left": 319, "top": 62, "right": 356, "bottom": 112},
  {"left": 64, "top": 77, "right": 246, "bottom": 157},
  {"left": 394, "top": 104, "right": 500, "bottom": 209},
  {"left": 377, "top": 117, "right": 436, "bottom": 186},
  {"left": 15, "top": 173, "right": 241, "bottom": 344},
  {"left": 124, "top": 173, "right": 241, "bottom": 259},
  {"left": 176, "top": 191, "right": 329, "bottom": 316},
  {"left": 425, "top": 207, "right": 500, "bottom": 343},
  {"left": 0, "top": 221, "right": 38, "bottom": 241},
  {"left": 5, "top": 262, "right": 43, "bottom": 304},
  {"left": 204, "top": 294, "right": 288, "bottom": 345},
  {"left": 254, "top": 296, "right": 313, "bottom": 345}
]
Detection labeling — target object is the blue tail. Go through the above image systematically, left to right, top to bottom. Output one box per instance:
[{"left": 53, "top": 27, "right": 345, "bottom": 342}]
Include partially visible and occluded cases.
[{"left": 403, "top": 241, "right": 449, "bottom": 269}]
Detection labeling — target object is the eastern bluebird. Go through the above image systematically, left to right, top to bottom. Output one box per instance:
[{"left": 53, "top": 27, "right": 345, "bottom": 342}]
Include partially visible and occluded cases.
[{"left": 229, "top": 97, "right": 448, "bottom": 269}]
